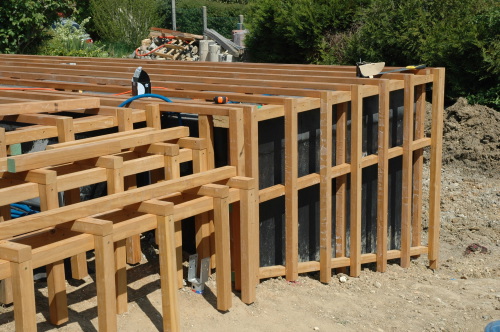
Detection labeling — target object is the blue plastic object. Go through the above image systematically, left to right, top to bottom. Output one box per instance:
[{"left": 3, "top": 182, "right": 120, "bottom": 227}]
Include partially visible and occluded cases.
[
  {"left": 117, "top": 93, "right": 182, "bottom": 125},
  {"left": 10, "top": 203, "right": 39, "bottom": 218},
  {"left": 485, "top": 320, "right": 500, "bottom": 332}
]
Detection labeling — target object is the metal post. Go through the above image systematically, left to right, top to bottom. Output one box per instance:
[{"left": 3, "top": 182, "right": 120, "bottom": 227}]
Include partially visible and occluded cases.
[
  {"left": 171, "top": 0, "right": 177, "bottom": 31},
  {"left": 202, "top": 6, "right": 207, "bottom": 32}
]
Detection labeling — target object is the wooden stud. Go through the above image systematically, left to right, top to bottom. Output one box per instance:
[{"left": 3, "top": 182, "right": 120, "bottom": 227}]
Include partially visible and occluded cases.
[
  {"left": 428, "top": 68, "right": 445, "bottom": 269},
  {"left": 401, "top": 74, "right": 415, "bottom": 268},
  {"left": 376, "top": 81, "right": 390, "bottom": 272},
  {"left": 412, "top": 83, "right": 426, "bottom": 248},
  {"left": 349, "top": 85, "right": 363, "bottom": 277},
  {"left": 319, "top": 91, "right": 333, "bottom": 283},
  {"left": 284, "top": 98, "right": 298, "bottom": 281},
  {"left": 335, "top": 102, "right": 348, "bottom": 274},
  {"left": 145, "top": 104, "right": 161, "bottom": 129},
  {"left": 117, "top": 108, "right": 134, "bottom": 132},
  {"left": 228, "top": 108, "right": 245, "bottom": 175},
  {"left": 198, "top": 115, "right": 217, "bottom": 269},
  {"left": 55, "top": 117, "right": 75, "bottom": 143},
  {"left": 0, "top": 127, "right": 7, "bottom": 158},
  {"left": 191, "top": 143, "right": 212, "bottom": 275},
  {"left": 231, "top": 177, "right": 259, "bottom": 304},
  {"left": 64, "top": 188, "right": 89, "bottom": 280},
  {"left": 212, "top": 191, "right": 232, "bottom": 311},
  {"left": 139, "top": 200, "right": 180, "bottom": 332},
  {"left": 230, "top": 202, "right": 242, "bottom": 290},
  {"left": 0, "top": 204, "right": 13, "bottom": 305},
  {"left": 74, "top": 218, "right": 117, "bottom": 332},
  {"left": 114, "top": 239, "right": 128, "bottom": 314},
  {"left": 0, "top": 241, "right": 36, "bottom": 332},
  {"left": 47, "top": 260, "right": 68, "bottom": 325}
]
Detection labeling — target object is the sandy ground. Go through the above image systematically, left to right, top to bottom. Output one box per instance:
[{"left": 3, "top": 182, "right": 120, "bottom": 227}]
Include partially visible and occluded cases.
[{"left": 0, "top": 99, "right": 498, "bottom": 331}]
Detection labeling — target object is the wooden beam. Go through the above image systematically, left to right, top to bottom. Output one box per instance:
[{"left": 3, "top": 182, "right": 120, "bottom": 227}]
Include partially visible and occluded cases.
[{"left": 428, "top": 68, "right": 445, "bottom": 269}]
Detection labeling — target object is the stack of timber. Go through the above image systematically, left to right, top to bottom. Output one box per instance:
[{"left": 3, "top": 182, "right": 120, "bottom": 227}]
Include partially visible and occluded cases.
[
  {"left": 133, "top": 27, "right": 204, "bottom": 60},
  {"left": 0, "top": 54, "right": 444, "bottom": 330}
]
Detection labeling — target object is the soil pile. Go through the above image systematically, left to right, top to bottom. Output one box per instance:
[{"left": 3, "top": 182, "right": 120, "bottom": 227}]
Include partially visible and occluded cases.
[{"left": 441, "top": 98, "right": 500, "bottom": 175}]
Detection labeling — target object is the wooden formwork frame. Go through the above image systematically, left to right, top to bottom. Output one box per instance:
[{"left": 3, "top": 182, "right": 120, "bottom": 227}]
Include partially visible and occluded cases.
[
  {"left": 0, "top": 55, "right": 444, "bottom": 298},
  {"left": 0, "top": 165, "right": 257, "bottom": 331}
]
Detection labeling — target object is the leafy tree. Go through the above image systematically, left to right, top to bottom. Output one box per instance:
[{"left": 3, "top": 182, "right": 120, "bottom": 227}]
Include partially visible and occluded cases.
[
  {"left": 0, "top": 0, "right": 74, "bottom": 54},
  {"left": 90, "top": 0, "right": 164, "bottom": 48},
  {"left": 245, "top": 0, "right": 367, "bottom": 63},
  {"left": 344, "top": 0, "right": 499, "bottom": 107}
]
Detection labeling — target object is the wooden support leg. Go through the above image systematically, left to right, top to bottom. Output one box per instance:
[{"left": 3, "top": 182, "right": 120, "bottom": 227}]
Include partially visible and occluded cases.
[
  {"left": 429, "top": 68, "right": 445, "bottom": 270},
  {"left": 401, "top": 75, "right": 415, "bottom": 268},
  {"left": 377, "top": 81, "right": 390, "bottom": 273},
  {"left": 412, "top": 84, "right": 426, "bottom": 249},
  {"left": 350, "top": 86, "right": 363, "bottom": 277},
  {"left": 319, "top": 92, "right": 333, "bottom": 283},
  {"left": 284, "top": 99, "right": 299, "bottom": 282},
  {"left": 335, "top": 102, "right": 348, "bottom": 275},
  {"left": 148, "top": 143, "right": 183, "bottom": 286},
  {"left": 31, "top": 169, "right": 71, "bottom": 322},
  {"left": 124, "top": 174, "right": 142, "bottom": 265},
  {"left": 229, "top": 177, "right": 258, "bottom": 304},
  {"left": 193, "top": 184, "right": 232, "bottom": 311},
  {"left": 65, "top": 188, "right": 89, "bottom": 280},
  {"left": 138, "top": 200, "right": 180, "bottom": 332},
  {"left": 230, "top": 203, "right": 241, "bottom": 291},
  {"left": 0, "top": 205, "right": 13, "bottom": 305},
  {"left": 73, "top": 218, "right": 117, "bottom": 332},
  {"left": 114, "top": 240, "right": 127, "bottom": 314},
  {"left": 0, "top": 242, "right": 36, "bottom": 332},
  {"left": 47, "top": 260, "right": 68, "bottom": 325}
]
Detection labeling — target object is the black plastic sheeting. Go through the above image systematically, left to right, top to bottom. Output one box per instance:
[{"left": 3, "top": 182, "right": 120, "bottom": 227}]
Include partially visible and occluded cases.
[{"left": 258, "top": 90, "right": 405, "bottom": 267}]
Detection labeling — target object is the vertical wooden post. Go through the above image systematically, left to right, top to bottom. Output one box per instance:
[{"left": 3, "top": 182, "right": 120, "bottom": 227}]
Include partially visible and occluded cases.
[
  {"left": 428, "top": 68, "right": 445, "bottom": 269},
  {"left": 401, "top": 74, "right": 415, "bottom": 268},
  {"left": 377, "top": 81, "right": 390, "bottom": 272},
  {"left": 412, "top": 84, "right": 426, "bottom": 248},
  {"left": 350, "top": 86, "right": 363, "bottom": 277},
  {"left": 319, "top": 92, "right": 333, "bottom": 283},
  {"left": 284, "top": 99, "right": 298, "bottom": 281},
  {"left": 335, "top": 102, "right": 348, "bottom": 274},
  {"left": 145, "top": 104, "right": 161, "bottom": 129},
  {"left": 117, "top": 108, "right": 134, "bottom": 132},
  {"left": 228, "top": 108, "right": 245, "bottom": 176},
  {"left": 228, "top": 108, "right": 245, "bottom": 289},
  {"left": 198, "top": 115, "right": 216, "bottom": 269},
  {"left": 55, "top": 117, "right": 75, "bottom": 143},
  {"left": 0, "top": 127, "right": 7, "bottom": 158},
  {"left": 150, "top": 143, "right": 184, "bottom": 287},
  {"left": 97, "top": 155, "right": 127, "bottom": 313},
  {"left": 29, "top": 169, "right": 69, "bottom": 325},
  {"left": 228, "top": 176, "right": 258, "bottom": 304},
  {"left": 201, "top": 184, "right": 232, "bottom": 311},
  {"left": 65, "top": 188, "right": 89, "bottom": 280},
  {"left": 138, "top": 200, "right": 180, "bottom": 332},
  {"left": 0, "top": 204, "right": 13, "bottom": 305},
  {"left": 73, "top": 218, "right": 117, "bottom": 332},
  {"left": 0, "top": 242, "right": 36, "bottom": 332},
  {"left": 47, "top": 260, "right": 68, "bottom": 325}
]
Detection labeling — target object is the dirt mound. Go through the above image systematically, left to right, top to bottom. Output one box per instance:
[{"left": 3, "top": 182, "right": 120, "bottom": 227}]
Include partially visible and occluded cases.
[{"left": 441, "top": 98, "right": 500, "bottom": 175}]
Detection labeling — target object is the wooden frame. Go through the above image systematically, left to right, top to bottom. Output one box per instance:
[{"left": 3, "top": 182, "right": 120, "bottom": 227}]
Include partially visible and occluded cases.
[{"left": 0, "top": 55, "right": 445, "bottom": 330}]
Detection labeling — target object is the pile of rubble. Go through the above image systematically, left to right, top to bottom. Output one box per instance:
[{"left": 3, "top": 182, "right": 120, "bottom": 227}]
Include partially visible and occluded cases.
[{"left": 132, "top": 27, "right": 246, "bottom": 62}]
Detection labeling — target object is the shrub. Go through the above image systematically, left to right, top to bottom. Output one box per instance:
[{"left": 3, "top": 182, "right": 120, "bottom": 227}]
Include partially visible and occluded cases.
[
  {"left": 0, "top": 0, "right": 74, "bottom": 54},
  {"left": 90, "top": 0, "right": 164, "bottom": 48},
  {"left": 245, "top": 0, "right": 367, "bottom": 63},
  {"left": 342, "top": 0, "right": 499, "bottom": 108},
  {"left": 39, "top": 18, "right": 109, "bottom": 57}
]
